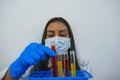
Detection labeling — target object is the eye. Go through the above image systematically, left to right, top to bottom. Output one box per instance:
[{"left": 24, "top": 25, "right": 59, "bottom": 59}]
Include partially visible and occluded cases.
[
  {"left": 59, "top": 30, "right": 69, "bottom": 37},
  {"left": 46, "top": 31, "right": 55, "bottom": 38},
  {"left": 47, "top": 34, "right": 55, "bottom": 38},
  {"left": 59, "top": 34, "right": 67, "bottom": 37}
]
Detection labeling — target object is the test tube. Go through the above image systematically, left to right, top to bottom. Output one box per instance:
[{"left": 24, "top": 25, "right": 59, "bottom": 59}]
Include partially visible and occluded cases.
[
  {"left": 51, "top": 46, "right": 57, "bottom": 77},
  {"left": 64, "top": 51, "right": 70, "bottom": 77},
  {"left": 70, "top": 51, "right": 76, "bottom": 77},
  {"left": 57, "top": 54, "right": 63, "bottom": 77}
]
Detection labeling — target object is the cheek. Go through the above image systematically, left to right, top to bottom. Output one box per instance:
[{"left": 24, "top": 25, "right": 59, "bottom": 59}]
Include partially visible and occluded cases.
[{"left": 67, "top": 34, "right": 70, "bottom": 38}]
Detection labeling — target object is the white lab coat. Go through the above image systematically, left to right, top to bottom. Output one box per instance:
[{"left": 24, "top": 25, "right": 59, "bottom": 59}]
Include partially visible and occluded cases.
[
  {"left": 0, "top": 58, "right": 52, "bottom": 80},
  {"left": 0, "top": 66, "right": 33, "bottom": 80}
]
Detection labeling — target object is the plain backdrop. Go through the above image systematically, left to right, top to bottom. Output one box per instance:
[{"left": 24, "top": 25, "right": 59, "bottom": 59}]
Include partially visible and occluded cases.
[{"left": 0, "top": 0, "right": 120, "bottom": 80}]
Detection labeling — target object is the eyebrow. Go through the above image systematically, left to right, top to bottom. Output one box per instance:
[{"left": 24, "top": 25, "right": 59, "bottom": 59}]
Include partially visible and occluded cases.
[
  {"left": 47, "top": 29, "right": 67, "bottom": 32},
  {"left": 47, "top": 30, "right": 54, "bottom": 33},
  {"left": 59, "top": 30, "right": 68, "bottom": 33}
]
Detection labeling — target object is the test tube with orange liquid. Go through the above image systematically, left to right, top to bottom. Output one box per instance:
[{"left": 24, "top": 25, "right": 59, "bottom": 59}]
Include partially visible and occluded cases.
[{"left": 57, "top": 54, "right": 63, "bottom": 77}]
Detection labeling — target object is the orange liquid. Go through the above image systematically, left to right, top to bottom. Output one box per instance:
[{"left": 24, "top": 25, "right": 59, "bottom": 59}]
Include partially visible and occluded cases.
[{"left": 57, "top": 61, "right": 63, "bottom": 77}]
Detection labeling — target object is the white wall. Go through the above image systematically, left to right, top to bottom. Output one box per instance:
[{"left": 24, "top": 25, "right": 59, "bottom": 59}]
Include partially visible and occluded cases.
[{"left": 0, "top": 0, "right": 120, "bottom": 80}]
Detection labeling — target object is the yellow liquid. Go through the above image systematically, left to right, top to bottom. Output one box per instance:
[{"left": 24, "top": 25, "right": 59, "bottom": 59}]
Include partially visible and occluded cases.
[
  {"left": 57, "top": 61, "right": 63, "bottom": 77},
  {"left": 71, "top": 63, "right": 76, "bottom": 77}
]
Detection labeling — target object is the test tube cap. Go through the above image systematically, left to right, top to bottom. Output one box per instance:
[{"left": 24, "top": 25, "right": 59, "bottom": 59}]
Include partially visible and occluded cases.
[{"left": 51, "top": 46, "right": 55, "bottom": 50}]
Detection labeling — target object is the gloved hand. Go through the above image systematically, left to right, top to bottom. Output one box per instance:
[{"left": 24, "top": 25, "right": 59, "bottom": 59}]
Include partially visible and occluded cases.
[{"left": 9, "top": 43, "right": 56, "bottom": 78}]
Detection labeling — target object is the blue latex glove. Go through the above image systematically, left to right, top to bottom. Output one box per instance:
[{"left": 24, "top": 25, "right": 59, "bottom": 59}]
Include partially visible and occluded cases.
[{"left": 9, "top": 43, "right": 56, "bottom": 78}]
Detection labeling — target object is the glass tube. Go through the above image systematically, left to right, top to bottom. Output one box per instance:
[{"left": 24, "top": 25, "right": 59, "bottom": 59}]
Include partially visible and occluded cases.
[
  {"left": 51, "top": 46, "right": 57, "bottom": 77},
  {"left": 64, "top": 51, "right": 70, "bottom": 77},
  {"left": 70, "top": 51, "right": 76, "bottom": 77},
  {"left": 57, "top": 54, "right": 63, "bottom": 77}
]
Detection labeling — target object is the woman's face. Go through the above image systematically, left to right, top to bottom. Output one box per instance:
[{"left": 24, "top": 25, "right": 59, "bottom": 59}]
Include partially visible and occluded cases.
[{"left": 46, "top": 21, "right": 69, "bottom": 38}]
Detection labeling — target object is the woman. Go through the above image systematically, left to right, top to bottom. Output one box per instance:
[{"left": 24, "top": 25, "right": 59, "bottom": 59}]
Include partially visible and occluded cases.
[{"left": 1, "top": 17, "right": 80, "bottom": 80}]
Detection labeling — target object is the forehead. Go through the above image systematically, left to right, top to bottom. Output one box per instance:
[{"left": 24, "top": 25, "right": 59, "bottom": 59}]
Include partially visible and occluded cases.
[{"left": 47, "top": 21, "right": 68, "bottom": 31}]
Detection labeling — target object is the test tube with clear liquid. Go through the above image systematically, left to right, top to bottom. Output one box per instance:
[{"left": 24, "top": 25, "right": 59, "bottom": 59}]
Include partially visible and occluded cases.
[{"left": 70, "top": 50, "right": 76, "bottom": 77}]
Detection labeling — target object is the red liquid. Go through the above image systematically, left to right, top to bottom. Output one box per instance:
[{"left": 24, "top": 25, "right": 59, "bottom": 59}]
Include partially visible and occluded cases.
[
  {"left": 51, "top": 46, "right": 57, "bottom": 77},
  {"left": 52, "top": 56, "right": 57, "bottom": 77},
  {"left": 64, "top": 58, "right": 69, "bottom": 76}
]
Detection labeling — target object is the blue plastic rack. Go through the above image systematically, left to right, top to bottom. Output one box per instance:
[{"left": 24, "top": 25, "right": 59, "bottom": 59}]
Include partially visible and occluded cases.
[{"left": 25, "top": 70, "right": 93, "bottom": 80}]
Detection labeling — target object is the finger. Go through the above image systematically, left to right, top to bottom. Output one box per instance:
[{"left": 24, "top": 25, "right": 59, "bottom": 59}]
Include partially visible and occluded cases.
[
  {"left": 38, "top": 44, "right": 56, "bottom": 56},
  {"left": 30, "top": 48, "right": 42, "bottom": 63},
  {"left": 35, "top": 48, "right": 46, "bottom": 60}
]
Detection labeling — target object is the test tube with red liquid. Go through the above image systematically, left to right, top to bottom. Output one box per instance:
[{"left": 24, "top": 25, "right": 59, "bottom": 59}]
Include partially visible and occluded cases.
[
  {"left": 51, "top": 46, "right": 57, "bottom": 77},
  {"left": 64, "top": 51, "right": 70, "bottom": 77}
]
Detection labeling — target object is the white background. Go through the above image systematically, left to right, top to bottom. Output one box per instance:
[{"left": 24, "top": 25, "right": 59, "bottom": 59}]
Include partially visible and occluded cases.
[{"left": 0, "top": 0, "right": 120, "bottom": 80}]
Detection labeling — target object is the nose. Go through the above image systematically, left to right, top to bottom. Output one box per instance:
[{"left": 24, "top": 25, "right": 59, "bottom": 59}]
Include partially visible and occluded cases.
[{"left": 54, "top": 32, "right": 59, "bottom": 37}]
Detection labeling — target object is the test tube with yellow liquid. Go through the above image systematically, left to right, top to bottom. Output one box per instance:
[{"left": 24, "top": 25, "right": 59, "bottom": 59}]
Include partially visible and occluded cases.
[
  {"left": 70, "top": 51, "right": 76, "bottom": 77},
  {"left": 57, "top": 54, "right": 63, "bottom": 77}
]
